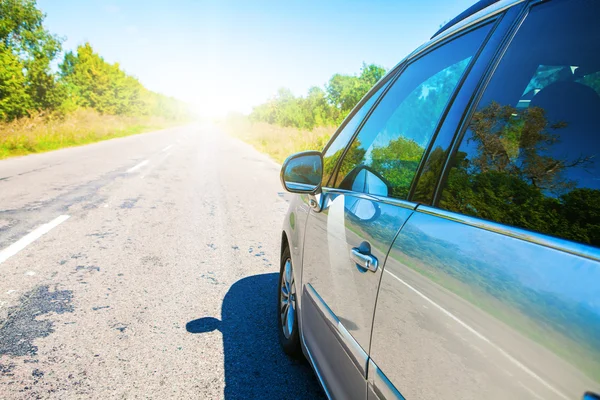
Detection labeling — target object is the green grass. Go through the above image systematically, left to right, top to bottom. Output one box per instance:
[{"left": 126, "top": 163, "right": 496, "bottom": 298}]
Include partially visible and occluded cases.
[
  {"left": 0, "top": 109, "right": 187, "bottom": 159},
  {"left": 220, "top": 116, "right": 334, "bottom": 163}
]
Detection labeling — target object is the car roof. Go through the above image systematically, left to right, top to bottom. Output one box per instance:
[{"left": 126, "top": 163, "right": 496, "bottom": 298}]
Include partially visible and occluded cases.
[
  {"left": 404, "top": 0, "right": 525, "bottom": 65},
  {"left": 433, "top": 0, "right": 502, "bottom": 39}
]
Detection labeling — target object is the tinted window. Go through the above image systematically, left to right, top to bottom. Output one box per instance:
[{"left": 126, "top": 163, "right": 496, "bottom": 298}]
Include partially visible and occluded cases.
[
  {"left": 439, "top": 0, "right": 600, "bottom": 247},
  {"left": 333, "top": 24, "right": 491, "bottom": 199},
  {"left": 321, "top": 82, "right": 390, "bottom": 187}
]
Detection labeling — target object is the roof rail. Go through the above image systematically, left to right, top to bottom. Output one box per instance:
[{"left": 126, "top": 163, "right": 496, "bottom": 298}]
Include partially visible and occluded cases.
[{"left": 431, "top": 0, "right": 500, "bottom": 39}]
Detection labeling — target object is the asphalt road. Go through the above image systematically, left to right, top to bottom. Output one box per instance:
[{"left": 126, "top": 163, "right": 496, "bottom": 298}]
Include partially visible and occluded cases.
[{"left": 0, "top": 124, "right": 325, "bottom": 399}]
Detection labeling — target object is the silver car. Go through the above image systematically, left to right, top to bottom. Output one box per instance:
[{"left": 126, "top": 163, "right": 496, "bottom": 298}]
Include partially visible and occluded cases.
[{"left": 277, "top": 0, "right": 600, "bottom": 399}]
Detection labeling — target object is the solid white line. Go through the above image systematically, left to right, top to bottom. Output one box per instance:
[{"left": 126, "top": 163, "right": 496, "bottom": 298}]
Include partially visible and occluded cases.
[
  {"left": 162, "top": 145, "right": 173, "bottom": 152},
  {"left": 127, "top": 159, "right": 149, "bottom": 173},
  {"left": 0, "top": 215, "right": 70, "bottom": 265},
  {"left": 384, "top": 270, "right": 568, "bottom": 400}
]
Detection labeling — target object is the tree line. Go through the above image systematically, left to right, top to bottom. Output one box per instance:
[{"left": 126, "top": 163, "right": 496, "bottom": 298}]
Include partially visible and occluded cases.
[
  {"left": 0, "top": 0, "right": 187, "bottom": 122},
  {"left": 249, "top": 63, "right": 386, "bottom": 130}
]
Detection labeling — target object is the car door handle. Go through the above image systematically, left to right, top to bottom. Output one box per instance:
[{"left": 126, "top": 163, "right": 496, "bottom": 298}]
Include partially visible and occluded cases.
[{"left": 351, "top": 248, "right": 378, "bottom": 272}]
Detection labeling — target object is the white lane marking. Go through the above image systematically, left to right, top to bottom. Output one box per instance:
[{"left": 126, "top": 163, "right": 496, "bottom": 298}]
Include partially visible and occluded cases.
[
  {"left": 162, "top": 145, "right": 173, "bottom": 152},
  {"left": 127, "top": 160, "right": 149, "bottom": 173},
  {"left": 0, "top": 215, "right": 70, "bottom": 265},
  {"left": 384, "top": 270, "right": 569, "bottom": 400},
  {"left": 25, "top": 271, "right": 36, "bottom": 276},
  {"left": 6, "top": 290, "right": 16, "bottom": 295},
  {"left": 519, "top": 382, "right": 545, "bottom": 400}
]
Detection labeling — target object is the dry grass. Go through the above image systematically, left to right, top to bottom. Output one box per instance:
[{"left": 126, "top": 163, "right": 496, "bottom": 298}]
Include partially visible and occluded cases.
[
  {"left": 0, "top": 109, "right": 182, "bottom": 159},
  {"left": 220, "top": 116, "right": 334, "bottom": 164}
]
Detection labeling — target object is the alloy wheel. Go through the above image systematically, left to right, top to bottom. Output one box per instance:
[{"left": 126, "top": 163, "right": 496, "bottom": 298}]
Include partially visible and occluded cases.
[{"left": 280, "top": 258, "right": 296, "bottom": 339}]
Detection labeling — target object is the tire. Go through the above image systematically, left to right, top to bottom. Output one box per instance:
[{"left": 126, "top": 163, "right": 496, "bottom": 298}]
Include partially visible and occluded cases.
[{"left": 278, "top": 245, "right": 303, "bottom": 358}]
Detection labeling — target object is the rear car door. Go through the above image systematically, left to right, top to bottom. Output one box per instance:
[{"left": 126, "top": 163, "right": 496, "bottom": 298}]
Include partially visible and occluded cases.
[
  {"left": 369, "top": 1, "right": 600, "bottom": 398},
  {"left": 300, "top": 22, "right": 494, "bottom": 400}
]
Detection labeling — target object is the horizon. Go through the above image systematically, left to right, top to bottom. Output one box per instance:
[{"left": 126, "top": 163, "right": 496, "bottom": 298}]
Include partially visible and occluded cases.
[{"left": 38, "top": 0, "right": 477, "bottom": 117}]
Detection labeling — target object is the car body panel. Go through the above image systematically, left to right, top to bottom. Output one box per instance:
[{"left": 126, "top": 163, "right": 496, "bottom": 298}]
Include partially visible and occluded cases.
[
  {"left": 300, "top": 188, "right": 414, "bottom": 399},
  {"left": 281, "top": 194, "right": 312, "bottom": 324},
  {"left": 369, "top": 209, "right": 600, "bottom": 399},
  {"left": 301, "top": 282, "right": 367, "bottom": 399}
]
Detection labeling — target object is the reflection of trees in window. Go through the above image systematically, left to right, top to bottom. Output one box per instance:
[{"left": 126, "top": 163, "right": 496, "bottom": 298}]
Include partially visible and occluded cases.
[
  {"left": 334, "top": 59, "right": 471, "bottom": 198},
  {"left": 441, "top": 101, "right": 599, "bottom": 246},
  {"left": 335, "top": 137, "right": 426, "bottom": 199},
  {"left": 370, "top": 137, "right": 423, "bottom": 199},
  {"left": 334, "top": 140, "right": 366, "bottom": 188},
  {"left": 413, "top": 146, "right": 447, "bottom": 203},
  {"left": 322, "top": 147, "right": 345, "bottom": 187}
]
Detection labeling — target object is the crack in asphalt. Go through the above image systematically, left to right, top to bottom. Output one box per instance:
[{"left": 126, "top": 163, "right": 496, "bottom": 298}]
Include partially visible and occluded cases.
[{"left": 0, "top": 164, "right": 59, "bottom": 183}]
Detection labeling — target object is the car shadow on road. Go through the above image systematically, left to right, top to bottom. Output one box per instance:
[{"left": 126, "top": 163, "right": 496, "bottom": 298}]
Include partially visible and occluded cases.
[{"left": 186, "top": 272, "right": 325, "bottom": 399}]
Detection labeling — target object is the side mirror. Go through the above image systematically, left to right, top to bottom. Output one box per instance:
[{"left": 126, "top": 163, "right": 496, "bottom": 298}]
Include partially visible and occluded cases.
[{"left": 280, "top": 151, "right": 323, "bottom": 194}]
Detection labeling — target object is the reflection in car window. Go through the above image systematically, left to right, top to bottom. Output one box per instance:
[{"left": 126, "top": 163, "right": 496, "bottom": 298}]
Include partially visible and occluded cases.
[
  {"left": 439, "top": 0, "right": 600, "bottom": 247},
  {"left": 333, "top": 24, "right": 491, "bottom": 199},
  {"left": 321, "top": 82, "right": 390, "bottom": 187}
]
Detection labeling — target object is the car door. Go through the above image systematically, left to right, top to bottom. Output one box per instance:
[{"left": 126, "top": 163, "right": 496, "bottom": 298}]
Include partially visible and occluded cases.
[
  {"left": 369, "top": 1, "right": 600, "bottom": 399},
  {"left": 300, "top": 21, "right": 494, "bottom": 400}
]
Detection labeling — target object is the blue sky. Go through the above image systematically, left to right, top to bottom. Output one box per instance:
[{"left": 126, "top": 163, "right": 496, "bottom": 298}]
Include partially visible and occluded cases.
[{"left": 38, "top": 0, "right": 477, "bottom": 116}]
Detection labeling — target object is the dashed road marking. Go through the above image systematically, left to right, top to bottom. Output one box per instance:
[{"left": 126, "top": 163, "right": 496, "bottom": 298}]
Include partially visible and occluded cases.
[
  {"left": 162, "top": 145, "right": 173, "bottom": 152},
  {"left": 127, "top": 160, "right": 149, "bottom": 173},
  {"left": 0, "top": 215, "right": 70, "bottom": 265}
]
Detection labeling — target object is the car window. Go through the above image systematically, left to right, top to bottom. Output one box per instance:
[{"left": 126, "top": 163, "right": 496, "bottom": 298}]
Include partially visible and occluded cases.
[
  {"left": 439, "top": 0, "right": 600, "bottom": 247},
  {"left": 333, "top": 24, "right": 492, "bottom": 199},
  {"left": 321, "top": 82, "right": 390, "bottom": 187}
]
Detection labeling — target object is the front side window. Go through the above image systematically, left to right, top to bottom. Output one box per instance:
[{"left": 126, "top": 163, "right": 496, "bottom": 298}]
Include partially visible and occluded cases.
[
  {"left": 439, "top": 0, "right": 600, "bottom": 247},
  {"left": 333, "top": 24, "right": 492, "bottom": 199},
  {"left": 321, "top": 82, "right": 390, "bottom": 187}
]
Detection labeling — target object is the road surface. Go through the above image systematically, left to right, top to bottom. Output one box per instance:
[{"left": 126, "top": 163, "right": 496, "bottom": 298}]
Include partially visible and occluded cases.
[{"left": 0, "top": 124, "right": 324, "bottom": 399}]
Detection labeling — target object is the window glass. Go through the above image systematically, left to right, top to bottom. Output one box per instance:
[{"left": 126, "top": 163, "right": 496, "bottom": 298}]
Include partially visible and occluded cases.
[
  {"left": 439, "top": 0, "right": 600, "bottom": 247},
  {"left": 334, "top": 24, "right": 491, "bottom": 199},
  {"left": 321, "top": 82, "right": 390, "bottom": 187}
]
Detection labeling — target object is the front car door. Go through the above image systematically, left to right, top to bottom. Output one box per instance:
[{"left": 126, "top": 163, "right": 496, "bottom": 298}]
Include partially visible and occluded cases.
[
  {"left": 369, "top": 0, "right": 600, "bottom": 398},
  {"left": 300, "top": 21, "right": 494, "bottom": 399}
]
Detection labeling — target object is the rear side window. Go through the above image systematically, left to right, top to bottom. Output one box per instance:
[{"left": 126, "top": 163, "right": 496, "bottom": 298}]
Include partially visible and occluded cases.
[
  {"left": 439, "top": 0, "right": 600, "bottom": 247},
  {"left": 332, "top": 24, "right": 492, "bottom": 199}
]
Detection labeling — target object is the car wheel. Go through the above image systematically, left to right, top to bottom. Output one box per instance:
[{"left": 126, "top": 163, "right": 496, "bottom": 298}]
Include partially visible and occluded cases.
[{"left": 278, "top": 245, "right": 302, "bottom": 358}]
